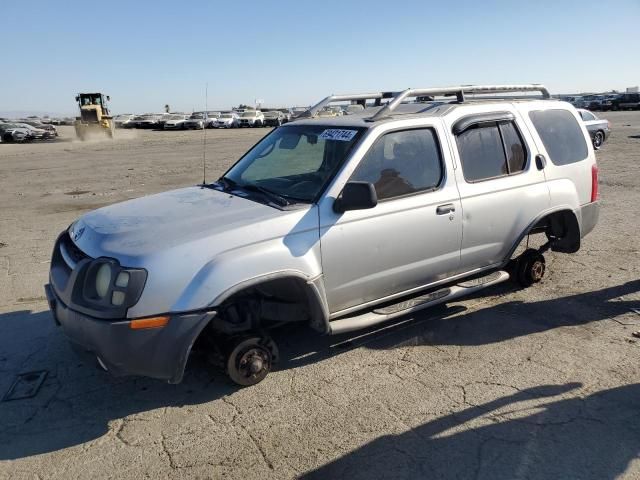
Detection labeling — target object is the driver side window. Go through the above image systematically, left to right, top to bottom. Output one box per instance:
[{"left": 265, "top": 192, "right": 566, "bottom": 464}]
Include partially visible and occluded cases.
[{"left": 351, "top": 128, "right": 443, "bottom": 201}]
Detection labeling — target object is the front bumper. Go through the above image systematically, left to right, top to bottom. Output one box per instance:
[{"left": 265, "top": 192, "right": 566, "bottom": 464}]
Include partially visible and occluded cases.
[{"left": 45, "top": 284, "right": 214, "bottom": 383}]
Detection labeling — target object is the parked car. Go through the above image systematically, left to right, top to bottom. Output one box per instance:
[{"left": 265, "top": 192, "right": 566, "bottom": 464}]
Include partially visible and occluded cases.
[
  {"left": 45, "top": 84, "right": 599, "bottom": 387},
  {"left": 612, "top": 93, "right": 640, "bottom": 110},
  {"left": 564, "top": 96, "right": 586, "bottom": 109},
  {"left": 343, "top": 104, "right": 365, "bottom": 115},
  {"left": 290, "top": 107, "right": 308, "bottom": 119},
  {"left": 277, "top": 108, "right": 294, "bottom": 123},
  {"left": 578, "top": 109, "right": 610, "bottom": 150},
  {"left": 237, "top": 110, "right": 265, "bottom": 127},
  {"left": 263, "top": 110, "right": 287, "bottom": 127},
  {"left": 183, "top": 112, "right": 206, "bottom": 129},
  {"left": 205, "top": 112, "right": 222, "bottom": 128},
  {"left": 212, "top": 112, "right": 239, "bottom": 128},
  {"left": 113, "top": 114, "right": 135, "bottom": 128},
  {"left": 127, "top": 114, "right": 162, "bottom": 129},
  {"left": 163, "top": 114, "right": 190, "bottom": 130},
  {"left": 18, "top": 120, "right": 58, "bottom": 136},
  {"left": 14, "top": 122, "right": 55, "bottom": 140},
  {"left": 0, "top": 123, "right": 30, "bottom": 143}
]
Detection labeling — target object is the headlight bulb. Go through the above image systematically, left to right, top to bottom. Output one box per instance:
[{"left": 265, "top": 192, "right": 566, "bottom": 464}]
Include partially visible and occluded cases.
[{"left": 95, "top": 264, "right": 111, "bottom": 298}]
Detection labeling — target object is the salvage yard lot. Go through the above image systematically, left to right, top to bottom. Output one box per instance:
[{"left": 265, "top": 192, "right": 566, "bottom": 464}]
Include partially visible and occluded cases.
[{"left": 1, "top": 113, "right": 639, "bottom": 479}]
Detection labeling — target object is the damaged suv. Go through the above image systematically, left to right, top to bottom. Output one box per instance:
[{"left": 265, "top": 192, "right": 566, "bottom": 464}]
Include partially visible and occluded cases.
[{"left": 45, "top": 84, "right": 599, "bottom": 386}]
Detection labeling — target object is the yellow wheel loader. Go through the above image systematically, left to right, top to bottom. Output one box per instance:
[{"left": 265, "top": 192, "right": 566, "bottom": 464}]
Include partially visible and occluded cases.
[{"left": 74, "top": 93, "right": 114, "bottom": 140}]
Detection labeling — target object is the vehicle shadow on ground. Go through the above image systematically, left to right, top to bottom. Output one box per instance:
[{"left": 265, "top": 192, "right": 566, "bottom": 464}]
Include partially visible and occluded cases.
[
  {"left": 0, "top": 279, "right": 637, "bottom": 460},
  {"left": 278, "top": 279, "right": 640, "bottom": 371},
  {"left": 0, "top": 309, "right": 236, "bottom": 460},
  {"left": 301, "top": 382, "right": 640, "bottom": 479}
]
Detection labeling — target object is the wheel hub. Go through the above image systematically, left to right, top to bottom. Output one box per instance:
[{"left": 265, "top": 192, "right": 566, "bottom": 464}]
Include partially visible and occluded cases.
[{"left": 531, "top": 261, "right": 545, "bottom": 281}]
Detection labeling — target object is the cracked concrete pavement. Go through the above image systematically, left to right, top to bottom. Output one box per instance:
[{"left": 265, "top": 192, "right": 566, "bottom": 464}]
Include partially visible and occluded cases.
[{"left": 1, "top": 115, "right": 639, "bottom": 479}]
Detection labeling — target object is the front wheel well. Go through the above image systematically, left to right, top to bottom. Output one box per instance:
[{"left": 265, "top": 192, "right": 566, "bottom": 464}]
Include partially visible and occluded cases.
[{"left": 206, "top": 277, "right": 328, "bottom": 337}]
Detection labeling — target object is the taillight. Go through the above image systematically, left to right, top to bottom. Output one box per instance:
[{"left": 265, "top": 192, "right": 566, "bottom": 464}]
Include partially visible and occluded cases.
[{"left": 591, "top": 164, "right": 599, "bottom": 202}]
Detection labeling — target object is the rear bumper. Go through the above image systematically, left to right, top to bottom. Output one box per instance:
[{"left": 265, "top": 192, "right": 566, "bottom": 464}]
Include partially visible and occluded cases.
[
  {"left": 579, "top": 201, "right": 599, "bottom": 238},
  {"left": 45, "top": 284, "right": 214, "bottom": 383}
]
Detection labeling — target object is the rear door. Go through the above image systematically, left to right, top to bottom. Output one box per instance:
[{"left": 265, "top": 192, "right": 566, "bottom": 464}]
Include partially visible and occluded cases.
[{"left": 445, "top": 105, "right": 550, "bottom": 271}]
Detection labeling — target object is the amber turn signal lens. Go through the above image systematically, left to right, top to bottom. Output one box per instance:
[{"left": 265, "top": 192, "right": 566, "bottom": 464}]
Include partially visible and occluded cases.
[{"left": 129, "top": 316, "right": 169, "bottom": 330}]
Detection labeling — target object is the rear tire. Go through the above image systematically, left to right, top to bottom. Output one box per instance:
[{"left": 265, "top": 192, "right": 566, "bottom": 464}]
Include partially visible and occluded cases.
[{"left": 515, "top": 249, "right": 546, "bottom": 287}]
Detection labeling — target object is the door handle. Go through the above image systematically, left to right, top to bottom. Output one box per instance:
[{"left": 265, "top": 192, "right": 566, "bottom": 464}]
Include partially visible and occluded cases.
[
  {"left": 535, "top": 154, "right": 547, "bottom": 170},
  {"left": 436, "top": 204, "right": 455, "bottom": 215}
]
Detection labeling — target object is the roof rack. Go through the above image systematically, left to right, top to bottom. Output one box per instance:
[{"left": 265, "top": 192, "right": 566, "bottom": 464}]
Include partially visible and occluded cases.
[{"left": 298, "top": 84, "right": 550, "bottom": 122}]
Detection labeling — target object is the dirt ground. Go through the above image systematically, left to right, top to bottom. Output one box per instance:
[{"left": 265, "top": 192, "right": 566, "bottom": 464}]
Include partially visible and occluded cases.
[{"left": 1, "top": 115, "right": 639, "bottom": 479}]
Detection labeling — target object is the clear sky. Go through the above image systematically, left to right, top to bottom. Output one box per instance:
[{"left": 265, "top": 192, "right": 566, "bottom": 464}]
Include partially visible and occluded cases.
[{"left": 1, "top": 0, "right": 638, "bottom": 115}]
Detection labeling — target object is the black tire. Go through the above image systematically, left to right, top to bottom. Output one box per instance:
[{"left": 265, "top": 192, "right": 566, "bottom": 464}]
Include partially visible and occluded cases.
[
  {"left": 593, "top": 131, "right": 604, "bottom": 150},
  {"left": 515, "top": 249, "right": 546, "bottom": 288},
  {"left": 225, "top": 336, "right": 278, "bottom": 386}
]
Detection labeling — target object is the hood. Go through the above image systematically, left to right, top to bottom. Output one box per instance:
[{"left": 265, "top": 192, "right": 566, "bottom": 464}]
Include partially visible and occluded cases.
[{"left": 71, "top": 186, "right": 312, "bottom": 265}]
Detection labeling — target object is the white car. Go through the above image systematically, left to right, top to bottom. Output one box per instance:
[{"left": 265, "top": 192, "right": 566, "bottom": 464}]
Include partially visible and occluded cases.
[
  {"left": 237, "top": 110, "right": 265, "bottom": 127},
  {"left": 204, "top": 112, "right": 221, "bottom": 128},
  {"left": 213, "top": 112, "right": 239, "bottom": 128},
  {"left": 183, "top": 113, "right": 205, "bottom": 129},
  {"left": 113, "top": 114, "right": 135, "bottom": 128},
  {"left": 163, "top": 114, "right": 190, "bottom": 130},
  {"left": 14, "top": 123, "right": 54, "bottom": 140}
]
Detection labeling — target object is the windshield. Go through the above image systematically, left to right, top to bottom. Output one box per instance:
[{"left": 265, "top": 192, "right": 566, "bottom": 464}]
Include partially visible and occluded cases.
[
  {"left": 241, "top": 111, "right": 258, "bottom": 118},
  {"left": 264, "top": 111, "right": 279, "bottom": 117},
  {"left": 190, "top": 113, "right": 204, "bottom": 119},
  {"left": 220, "top": 114, "right": 233, "bottom": 118},
  {"left": 167, "top": 115, "right": 184, "bottom": 120},
  {"left": 222, "top": 125, "right": 364, "bottom": 203}
]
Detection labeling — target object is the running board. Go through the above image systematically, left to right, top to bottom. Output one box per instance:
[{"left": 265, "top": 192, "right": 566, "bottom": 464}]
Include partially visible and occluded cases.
[{"left": 328, "top": 270, "right": 510, "bottom": 335}]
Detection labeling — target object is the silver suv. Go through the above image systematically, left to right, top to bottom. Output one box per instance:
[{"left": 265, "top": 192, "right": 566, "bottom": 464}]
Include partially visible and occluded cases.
[{"left": 45, "top": 84, "right": 600, "bottom": 386}]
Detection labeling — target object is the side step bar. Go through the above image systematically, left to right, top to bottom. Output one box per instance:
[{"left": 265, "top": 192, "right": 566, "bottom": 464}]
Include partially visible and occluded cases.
[{"left": 328, "top": 270, "right": 510, "bottom": 335}]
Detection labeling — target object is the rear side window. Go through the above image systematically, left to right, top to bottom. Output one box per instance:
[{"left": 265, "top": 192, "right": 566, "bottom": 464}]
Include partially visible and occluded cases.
[
  {"left": 529, "top": 109, "right": 588, "bottom": 165},
  {"left": 580, "top": 111, "right": 596, "bottom": 121},
  {"left": 456, "top": 121, "right": 527, "bottom": 182}
]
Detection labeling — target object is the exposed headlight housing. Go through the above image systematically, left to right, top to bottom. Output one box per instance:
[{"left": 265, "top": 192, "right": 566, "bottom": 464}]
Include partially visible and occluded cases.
[{"left": 81, "top": 258, "right": 147, "bottom": 313}]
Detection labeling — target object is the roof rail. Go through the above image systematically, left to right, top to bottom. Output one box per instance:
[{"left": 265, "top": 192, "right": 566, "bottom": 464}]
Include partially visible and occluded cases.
[
  {"left": 296, "top": 84, "right": 550, "bottom": 121},
  {"left": 369, "top": 84, "right": 550, "bottom": 121}
]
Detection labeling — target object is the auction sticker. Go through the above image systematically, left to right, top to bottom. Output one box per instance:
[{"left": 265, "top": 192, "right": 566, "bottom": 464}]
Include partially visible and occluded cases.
[{"left": 319, "top": 129, "right": 358, "bottom": 142}]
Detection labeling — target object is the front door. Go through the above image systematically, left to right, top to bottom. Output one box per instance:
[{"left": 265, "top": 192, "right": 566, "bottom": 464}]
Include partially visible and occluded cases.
[{"left": 319, "top": 125, "right": 462, "bottom": 316}]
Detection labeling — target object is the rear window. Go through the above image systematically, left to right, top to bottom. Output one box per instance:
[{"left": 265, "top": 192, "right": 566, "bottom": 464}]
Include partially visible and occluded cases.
[{"left": 529, "top": 109, "right": 588, "bottom": 165}]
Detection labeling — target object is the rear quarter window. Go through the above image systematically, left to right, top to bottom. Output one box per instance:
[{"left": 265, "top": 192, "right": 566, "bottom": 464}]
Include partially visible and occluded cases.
[{"left": 529, "top": 109, "right": 588, "bottom": 165}]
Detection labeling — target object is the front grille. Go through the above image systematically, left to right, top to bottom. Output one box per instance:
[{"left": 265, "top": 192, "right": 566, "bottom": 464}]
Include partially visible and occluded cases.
[
  {"left": 81, "top": 109, "right": 99, "bottom": 123},
  {"left": 59, "top": 232, "right": 90, "bottom": 270}
]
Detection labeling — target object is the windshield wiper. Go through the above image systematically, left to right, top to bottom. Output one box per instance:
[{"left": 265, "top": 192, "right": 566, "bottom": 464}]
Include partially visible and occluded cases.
[
  {"left": 215, "top": 176, "right": 237, "bottom": 191},
  {"left": 238, "top": 183, "right": 291, "bottom": 206}
]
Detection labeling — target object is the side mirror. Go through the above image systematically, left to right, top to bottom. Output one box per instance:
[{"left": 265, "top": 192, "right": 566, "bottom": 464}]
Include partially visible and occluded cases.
[
  {"left": 75, "top": 96, "right": 79, "bottom": 102},
  {"left": 333, "top": 181, "right": 378, "bottom": 213}
]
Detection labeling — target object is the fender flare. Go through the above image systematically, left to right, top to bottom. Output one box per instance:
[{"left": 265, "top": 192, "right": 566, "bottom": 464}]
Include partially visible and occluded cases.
[
  {"left": 502, "top": 206, "right": 581, "bottom": 265},
  {"left": 211, "top": 270, "right": 331, "bottom": 334}
]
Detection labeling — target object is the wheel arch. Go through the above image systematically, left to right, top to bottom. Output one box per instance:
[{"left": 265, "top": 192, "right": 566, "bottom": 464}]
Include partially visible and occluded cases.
[
  {"left": 503, "top": 207, "right": 581, "bottom": 263},
  {"left": 211, "top": 271, "right": 331, "bottom": 333}
]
